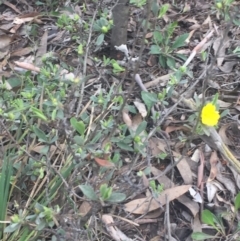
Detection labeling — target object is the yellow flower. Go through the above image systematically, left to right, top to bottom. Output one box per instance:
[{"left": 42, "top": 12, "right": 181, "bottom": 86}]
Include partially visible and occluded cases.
[{"left": 201, "top": 103, "right": 220, "bottom": 126}]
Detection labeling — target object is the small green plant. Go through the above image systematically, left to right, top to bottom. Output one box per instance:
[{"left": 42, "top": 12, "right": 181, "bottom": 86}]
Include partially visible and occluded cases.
[
  {"left": 130, "top": 0, "right": 146, "bottom": 7},
  {"left": 214, "top": 0, "right": 240, "bottom": 25},
  {"left": 158, "top": 3, "right": 169, "bottom": 18},
  {"left": 57, "top": 13, "right": 81, "bottom": 32},
  {"left": 93, "top": 17, "right": 113, "bottom": 46},
  {"left": 149, "top": 22, "right": 189, "bottom": 68},
  {"left": 233, "top": 46, "right": 240, "bottom": 57},
  {"left": 103, "top": 55, "right": 112, "bottom": 66},
  {"left": 102, "top": 57, "right": 125, "bottom": 73},
  {"left": 111, "top": 60, "right": 125, "bottom": 73},
  {"left": 149, "top": 180, "right": 164, "bottom": 196},
  {"left": 79, "top": 183, "right": 126, "bottom": 203},
  {"left": 192, "top": 192, "right": 240, "bottom": 240},
  {"left": 5, "top": 204, "right": 60, "bottom": 233},
  {"left": 191, "top": 209, "right": 226, "bottom": 240}
]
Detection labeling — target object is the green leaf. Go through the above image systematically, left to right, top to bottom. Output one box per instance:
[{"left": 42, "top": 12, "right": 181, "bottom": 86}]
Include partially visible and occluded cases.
[
  {"left": 151, "top": 1, "right": 159, "bottom": 16},
  {"left": 158, "top": 4, "right": 169, "bottom": 18},
  {"left": 99, "top": 17, "right": 108, "bottom": 27},
  {"left": 233, "top": 18, "right": 240, "bottom": 26},
  {"left": 166, "top": 21, "right": 178, "bottom": 40},
  {"left": 153, "top": 31, "right": 163, "bottom": 44},
  {"left": 96, "top": 33, "right": 104, "bottom": 46},
  {"left": 172, "top": 33, "right": 189, "bottom": 49},
  {"left": 150, "top": 45, "right": 161, "bottom": 54},
  {"left": 175, "top": 53, "right": 187, "bottom": 61},
  {"left": 159, "top": 55, "right": 167, "bottom": 68},
  {"left": 166, "top": 57, "right": 176, "bottom": 69},
  {"left": 112, "top": 62, "right": 125, "bottom": 73},
  {"left": 6, "top": 77, "right": 22, "bottom": 88},
  {"left": 141, "top": 91, "right": 158, "bottom": 112},
  {"left": 212, "top": 93, "right": 219, "bottom": 106},
  {"left": 31, "top": 107, "right": 48, "bottom": 121},
  {"left": 220, "top": 109, "right": 229, "bottom": 118},
  {"left": 70, "top": 117, "right": 85, "bottom": 136},
  {"left": 135, "top": 121, "right": 147, "bottom": 136},
  {"left": 32, "top": 126, "right": 48, "bottom": 142},
  {"left": 89, "top": 130, "right": 102, "bottom": 144},
  {"left": 73, "top": 136, "right": 84, "bottom": 145},
  {"left": 116, "top": 142, "right": 134, "bottom": 151},
  {"left": 79, "top": 184, "right": 98, "bottom": 201},
  {"left": 100, "top": 184, "right": 108, "bottom": 198},
  {"left": 100, "top": 184, "right": 113, "bottom": 201},
  {"left": 105, "top": 187, "right": 113, "bottom": 200},
  {"left": 107, "top": 192, "right": 126, "bottom": 203},
  {"left": 235, "top": 192, "right": 240, "bottom": 211},
  {"left": 201, "top": 209, "right": 215, "bottom": 226},
  {"left": 4, "top": 223, "right": 21, "bottom": 233},
  {"left": 191, "top": 232, "right": 216, "bottom": 240}
]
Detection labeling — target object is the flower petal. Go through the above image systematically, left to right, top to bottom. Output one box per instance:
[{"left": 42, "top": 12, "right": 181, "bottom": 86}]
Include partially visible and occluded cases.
[{"left": 201, "top": 103, "right": 220, "bottom": 126}]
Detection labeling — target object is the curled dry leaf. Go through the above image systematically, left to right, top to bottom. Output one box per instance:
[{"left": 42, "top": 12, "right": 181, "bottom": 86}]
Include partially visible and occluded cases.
[
  {"left": 11, "top": 47, "right": 33, "bottom": 57},
  {"left": 14, "top": 61, "right": 40, "bottom": 72},
  {"left": 218, "top": 61, "right": 237, "bottom": 73},
  {"left": 133, "top": 99, "right": 147, "bottom": 118},
  {"left": 122, "top": 109, "right": 132, "bottom": 128},
  {"left": 219, "top": 123, "right": 232, "bottom": 146},
  {"left": 30, "top": 144, "right": 65, "bottom": 154},
  {"left": 191, "top": 148, "right": 200, "bottom": 163},
  {"left": 173, "top": 151, "right": 192, "bottom": 185},
  {"left": 208, "top": 151, "right": 219, "bottom": 181},
  {"left": 94, "top": 157, "right": 115, "bottom": 168},
  {"left": 216, "top": 162, "right": 236, "bottom": 196},
  {"left": 206, "top": 181, "right": 218, "bottom": 202},
  {"left": 124, "top": 185, "right": 192, "bottom": 214},
  {"left": 189, "top": 187, "right": 202, "bottom": 203},
  {"left": 79, "top": 201, "right": 92, "bottom": 217},
  {"left": 102, "top": 214, "right": 133, "bottom": 241}
]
